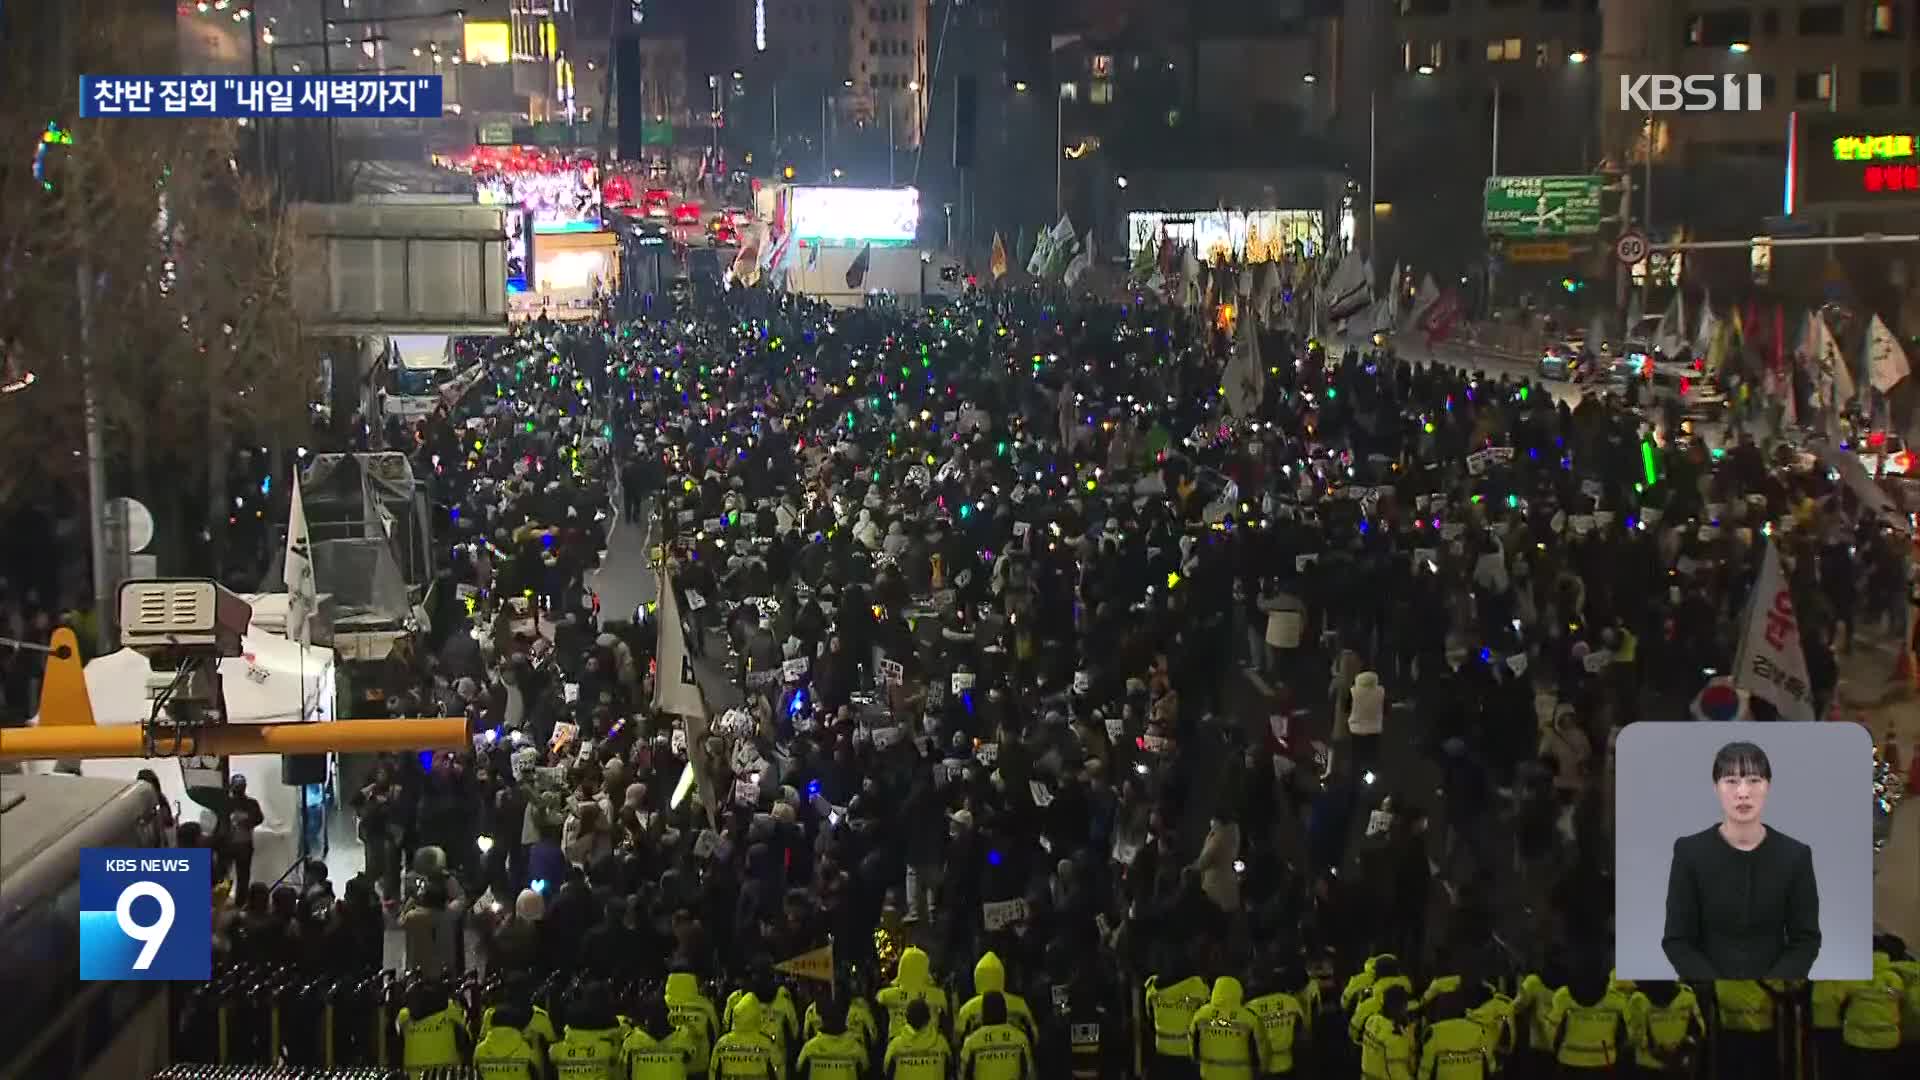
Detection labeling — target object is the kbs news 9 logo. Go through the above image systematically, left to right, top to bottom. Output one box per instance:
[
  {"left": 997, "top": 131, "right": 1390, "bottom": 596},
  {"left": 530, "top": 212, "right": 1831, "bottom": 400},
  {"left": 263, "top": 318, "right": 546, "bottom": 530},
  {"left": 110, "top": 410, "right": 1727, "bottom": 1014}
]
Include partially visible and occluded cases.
[{"left": 78, "top": 848, "right": 211, "bottom": 981}]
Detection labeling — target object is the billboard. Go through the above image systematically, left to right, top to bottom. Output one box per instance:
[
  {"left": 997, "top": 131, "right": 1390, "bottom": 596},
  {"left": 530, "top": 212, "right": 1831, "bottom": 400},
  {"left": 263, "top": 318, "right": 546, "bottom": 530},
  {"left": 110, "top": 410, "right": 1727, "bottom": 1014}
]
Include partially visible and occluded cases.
[
  {"left": 1787, "top": 111, "right": 1920, "bottom": 212},
  {"left": 789, "top": 186, "right": 919, "bottom": 246},
  {"left": 1127, "top": 210, "right": 1324, "bottom": 263}
]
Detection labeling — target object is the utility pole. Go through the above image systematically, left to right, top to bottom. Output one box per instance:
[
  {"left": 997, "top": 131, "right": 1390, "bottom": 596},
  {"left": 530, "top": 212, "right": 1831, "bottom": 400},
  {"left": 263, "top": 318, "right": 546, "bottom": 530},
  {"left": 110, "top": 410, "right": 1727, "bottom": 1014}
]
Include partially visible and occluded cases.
[{"left": 1615, "top": 169, "right": 1634, "bottom": 315}]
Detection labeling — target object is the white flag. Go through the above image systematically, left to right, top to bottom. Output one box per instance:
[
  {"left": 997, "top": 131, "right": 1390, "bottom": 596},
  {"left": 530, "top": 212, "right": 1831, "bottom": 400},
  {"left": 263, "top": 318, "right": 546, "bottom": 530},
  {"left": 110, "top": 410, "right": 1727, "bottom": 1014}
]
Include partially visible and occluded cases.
[
  {"left": 1026, "top": 226, "right": 1054, "bottom": 276},
  {"left": 1323, "top": 255, "right": 1371, "bottom": 321},
  {"left": 1404, "top": 273, "right": 1441, "bottom": 332},
  {"left": 1654, "top": 291, "right": 1687, "bottom": 356},
  {"left": 1693, "top": 292, "right": 1719, "bottom": 354},
  {"left": 1224, "top": 306, "right": 1265, "bottom": 418},
  {"left": 1866, "top": 312, "right": 1910, "bottom": 392},
  {"left": 1803, "top": 313, "right": 1853, "bottom": 403},
  {"left": 1818, "top": 446, "right": 1910, "bottom": 532},
  {"left": 284, "top": 474, "right": 317, "bottom": 646},
  {"left": 1731, "top": 539, "right": 1817, "bottom": 722},
  {"left": 654, "top": 569, "right": 719, "bottom": 826}
]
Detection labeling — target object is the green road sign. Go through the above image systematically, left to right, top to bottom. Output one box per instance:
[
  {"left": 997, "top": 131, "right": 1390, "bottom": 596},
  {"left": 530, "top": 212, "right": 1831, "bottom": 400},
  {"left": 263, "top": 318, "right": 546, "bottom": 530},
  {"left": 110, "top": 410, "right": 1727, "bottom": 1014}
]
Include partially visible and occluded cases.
[{"left": 1483, "top": 175, "right": 1606, "bottom": 238}]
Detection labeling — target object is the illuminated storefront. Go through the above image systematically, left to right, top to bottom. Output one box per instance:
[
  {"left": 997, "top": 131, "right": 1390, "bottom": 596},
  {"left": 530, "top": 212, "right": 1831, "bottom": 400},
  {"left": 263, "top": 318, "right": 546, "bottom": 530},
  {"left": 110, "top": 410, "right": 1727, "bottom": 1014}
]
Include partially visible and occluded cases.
[
  {"left": 438, "top": 146, "right": 605, "bottom": 234},
  {"left": 1126, "top": 209, "right": 1325, "bottom": 263}
]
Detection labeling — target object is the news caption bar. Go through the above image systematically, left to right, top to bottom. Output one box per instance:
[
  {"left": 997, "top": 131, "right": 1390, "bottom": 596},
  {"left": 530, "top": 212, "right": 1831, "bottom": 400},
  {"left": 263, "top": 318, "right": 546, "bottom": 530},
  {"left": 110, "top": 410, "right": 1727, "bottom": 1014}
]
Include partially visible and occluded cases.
[{"left": 79, "top": 75, "right": 443, "bottom": 119}]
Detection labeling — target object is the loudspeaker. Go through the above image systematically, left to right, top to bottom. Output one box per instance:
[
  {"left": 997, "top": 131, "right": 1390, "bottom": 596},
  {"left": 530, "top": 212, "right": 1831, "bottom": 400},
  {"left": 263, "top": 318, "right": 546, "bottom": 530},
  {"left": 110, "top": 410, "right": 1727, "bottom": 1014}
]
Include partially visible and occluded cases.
[
  {"left": 615, "top": 34, "right": 644, "bottom": 161},
  {"left": 953, "top": 75, "right": 978, "bottom": 170},
  {"left": 281, "top": 754, "right": 327, "bottom": 787}
]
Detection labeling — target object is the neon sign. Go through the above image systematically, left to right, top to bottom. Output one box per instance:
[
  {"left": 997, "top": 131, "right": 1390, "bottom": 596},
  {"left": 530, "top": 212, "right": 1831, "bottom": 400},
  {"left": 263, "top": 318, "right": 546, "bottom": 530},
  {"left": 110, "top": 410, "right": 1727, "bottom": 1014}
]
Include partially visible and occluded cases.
[{"left": 1832, "top": 133, "right": 1915, "bottom": 161}]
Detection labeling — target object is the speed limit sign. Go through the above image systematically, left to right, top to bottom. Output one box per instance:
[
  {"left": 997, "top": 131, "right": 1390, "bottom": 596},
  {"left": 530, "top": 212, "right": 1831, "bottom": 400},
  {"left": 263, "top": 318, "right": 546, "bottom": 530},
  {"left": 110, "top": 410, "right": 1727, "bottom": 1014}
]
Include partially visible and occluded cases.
[{"left": 1614, "top": 230, "right": 1649, "bottom": 266}]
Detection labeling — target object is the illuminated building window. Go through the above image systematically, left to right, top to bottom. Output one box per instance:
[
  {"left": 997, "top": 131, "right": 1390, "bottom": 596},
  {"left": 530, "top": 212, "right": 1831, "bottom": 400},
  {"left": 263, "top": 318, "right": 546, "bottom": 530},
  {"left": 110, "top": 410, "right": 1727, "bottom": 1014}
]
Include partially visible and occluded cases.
[
  {"left": 1869, "top": 1, "right": 1901, "bottom": 38},
  {"left": 1685, "top": 10, "right": 1752, "bottom": 47},
  {"left": 1486, "top": 38, "right": 1521, "bottom": 62},
  {"left": 1402, "top": 40, "right": 1415, "bottom": 71},
  {"left": 1427, "top": 41, "right": 1446, "bottom": 70},
  {"left": 1091, "top": 54, "right": 1112, "bottom": 78},
  {"left": 1795, "top": 70, "right": 1834, "bottom": 103},
  {"left": 1059, "top": 81, "right": 1078, "bottom": 102},
  {"left": 1090, "top": 81, "right": 1113, "bottom": 105},
  {"left": 1166, "top": 108, "right": 1180, "bottom": 127}
]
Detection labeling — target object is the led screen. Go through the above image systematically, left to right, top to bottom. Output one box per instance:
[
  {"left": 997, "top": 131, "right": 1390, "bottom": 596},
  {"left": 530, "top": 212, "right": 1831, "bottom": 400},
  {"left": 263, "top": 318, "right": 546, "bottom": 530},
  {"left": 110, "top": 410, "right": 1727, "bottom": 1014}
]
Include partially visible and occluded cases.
[
  {"left": 789, "top": 186, "right": 919, "bottom": 246},
  {"left": 1127, "top": 209, "right": 1325, "bottom": 263}
]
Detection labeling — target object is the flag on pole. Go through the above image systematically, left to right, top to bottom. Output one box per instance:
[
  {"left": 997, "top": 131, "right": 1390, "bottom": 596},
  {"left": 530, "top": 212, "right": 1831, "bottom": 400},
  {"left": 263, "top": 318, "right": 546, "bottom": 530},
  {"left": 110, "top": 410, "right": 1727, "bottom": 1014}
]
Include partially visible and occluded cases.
[
  {"left": 1026, "top": 227, "right": 1053, "bottom": 276},
  {"left": 990, "top": 232, "right": 1009, "bottom": 279},
  {"left": 844, "top": 243, "right": 873, "bottom": 290},
  {"left": 1404, "top": 273, "right": 1442, "bottom": 333},
  {"left": 1653, "top": 291, "right": 1687, "bottom": 356},
  {"left": 1693, "top": 291, "right": 1719, "bottom": 355},
  {"left": 1223, "top": 300, "right": 1265, "bottom": 419},
  {"left": 1865, "top": 312, "right": 1911, "bottom": 392},
  {"left": 1818, "top": 446, "right": 1910, "bottom": 532},
  {"left": 285, "top": 474, "right": 317, "bottom": 646},
  {"left": 1731, "top": 539, "right": 1817, "bottom": 722},
  {"left": 654, "top": 569, "right": 719, "bottom": 826},
  {"left": 774, "top": 942, "right": 835, "bottom": 982}
]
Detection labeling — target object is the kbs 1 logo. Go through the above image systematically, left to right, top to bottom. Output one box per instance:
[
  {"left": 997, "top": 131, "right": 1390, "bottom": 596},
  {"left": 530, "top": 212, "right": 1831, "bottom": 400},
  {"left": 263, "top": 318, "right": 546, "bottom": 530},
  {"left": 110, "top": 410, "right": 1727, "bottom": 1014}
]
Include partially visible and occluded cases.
[
  {"left": 1619, "top": 73, "right": 1764, "bottom": 112},
  {"left": 78, "top": 848, "right": 211, "bottom": 980}
]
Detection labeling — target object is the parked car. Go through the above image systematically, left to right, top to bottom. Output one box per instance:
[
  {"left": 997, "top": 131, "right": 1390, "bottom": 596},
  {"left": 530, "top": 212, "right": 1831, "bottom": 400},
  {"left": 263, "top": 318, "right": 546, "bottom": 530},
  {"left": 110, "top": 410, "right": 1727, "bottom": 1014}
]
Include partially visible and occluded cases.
[{"left": 643, "top": 188, "right": 673, "bottom": 218}]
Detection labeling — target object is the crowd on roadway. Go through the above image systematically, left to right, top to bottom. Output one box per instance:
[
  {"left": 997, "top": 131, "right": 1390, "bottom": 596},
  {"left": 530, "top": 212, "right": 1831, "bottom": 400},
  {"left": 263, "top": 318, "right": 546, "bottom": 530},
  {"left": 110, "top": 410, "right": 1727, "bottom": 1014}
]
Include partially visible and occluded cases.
[{"left": 162, "top": 282, "right": 1920, "bottom": 1080}]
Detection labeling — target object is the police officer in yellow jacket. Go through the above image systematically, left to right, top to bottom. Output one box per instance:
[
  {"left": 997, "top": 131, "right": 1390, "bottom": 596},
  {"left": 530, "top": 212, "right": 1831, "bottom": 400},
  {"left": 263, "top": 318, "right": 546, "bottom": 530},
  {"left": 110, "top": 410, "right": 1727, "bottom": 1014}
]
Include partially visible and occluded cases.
[
  {"left": 878, "top": 948, "right": 950, "bottom": 1044},
  {"left": 1839, "top": 951, "right": 1904, "bottom": 1078},
  {"left": 956, "top": 952, "right": 1038, "bottom": 1047},
  {"left": 1342, "top": 955, "right": 1404, "bottom": 1014},
  {"left": 1349, "top": 958, "right": 1415, "bottom": 1049},
  {"left": 1511, "top": 961, "right": 1569, "bottom": 1080},
  {"left": 1245, "top": 964, "right": 1311, "bottom": 1077},
  {"left": 1144, "top": 965, "right": 1211, "bottom": 1080},
  {"left": 667, "top": 970, "right": 722, "bottom": 1080},
  {"left": 726, "top": 970, "right": 801, "bottom": 1067},
  {"left": 1547, "top": 972, "right": 1629, "bottom": 1076},
  {"left": 1459, "top": 974, "right": 1514, "bottom": 1068},
  {"left": 1188, "top": 975, "right": 1262, "bottom": 1080},
  {"left": 1710, "top": 979, "right": 1777, "bottom": 1080},
  {"left": 1809, "top": 979, "right": 1849, "bottom": 1080},
  {"left": 397, "top": 980, "right": 470, "bottom": 1075},
  {"left": 1624, "top": 980, "right": 1703, "bottom": 1076},
  {"left": 554, "top": 983, "right": 633, "bottom": 1080},
  {"left": 1358, "top": 987, "right": 1415, "bottom": 1080},
  {"left": 483, "top": 989, "right": 559, "bottom": 1076},
  {"left": 806, "top": 991, "right": 880, "bottom": 1063},
  {"left": 1416, "top": 992, "right": 1493, "bottom": 1080},
  {"left": 714, "top": 993, "right": 784, "bottom": 1080},
  {"left": 958, "top": 993, "right": 1033, "bottom": 1080},
  {"left": 625, "top": 996, "right": 703, "bottom": 1080},
  {"left": 797, "top": 997, "right": 868, "bottom": 1080},
  {"left": 882, "top": 999, "right": 950, "bottom": 1080},
  {"left": 474, "top": 1001, "right": 543, "bottom": 1080}
]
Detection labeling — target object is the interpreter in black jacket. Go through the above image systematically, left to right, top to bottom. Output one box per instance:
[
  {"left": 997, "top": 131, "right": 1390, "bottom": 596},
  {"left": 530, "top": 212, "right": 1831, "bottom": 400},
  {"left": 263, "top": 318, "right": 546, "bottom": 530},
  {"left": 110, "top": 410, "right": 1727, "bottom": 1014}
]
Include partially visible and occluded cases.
[{"left": 1662, "top": 741, "right": 1821, "bottom": 979}]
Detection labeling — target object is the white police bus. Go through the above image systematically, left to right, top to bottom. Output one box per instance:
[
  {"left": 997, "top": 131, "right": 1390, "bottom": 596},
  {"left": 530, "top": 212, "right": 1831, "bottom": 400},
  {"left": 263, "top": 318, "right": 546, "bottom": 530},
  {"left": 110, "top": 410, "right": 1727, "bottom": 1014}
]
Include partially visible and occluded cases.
[{"left": 0, "top": 772, "right": 173, "bottom": 1080}]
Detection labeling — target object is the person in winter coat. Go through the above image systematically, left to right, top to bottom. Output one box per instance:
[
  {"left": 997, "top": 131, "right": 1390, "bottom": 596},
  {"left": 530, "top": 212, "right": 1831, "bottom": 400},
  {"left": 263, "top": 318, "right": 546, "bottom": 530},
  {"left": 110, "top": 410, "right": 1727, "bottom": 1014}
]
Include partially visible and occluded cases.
[
  {"left": 1347, "top": 672, "right": 1386, "bottom": 780},
  {"left": 1189, "top": 814, "right": 1244, "bottom": 915}
]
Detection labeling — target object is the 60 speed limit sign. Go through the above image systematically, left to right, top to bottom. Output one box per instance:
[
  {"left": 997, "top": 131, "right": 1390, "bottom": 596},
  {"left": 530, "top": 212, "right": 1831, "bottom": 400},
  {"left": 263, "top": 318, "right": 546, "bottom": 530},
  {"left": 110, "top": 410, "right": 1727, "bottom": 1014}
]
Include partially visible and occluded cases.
[{"left": 1614, "top": 231, "right": 1649, "bottom": 265}]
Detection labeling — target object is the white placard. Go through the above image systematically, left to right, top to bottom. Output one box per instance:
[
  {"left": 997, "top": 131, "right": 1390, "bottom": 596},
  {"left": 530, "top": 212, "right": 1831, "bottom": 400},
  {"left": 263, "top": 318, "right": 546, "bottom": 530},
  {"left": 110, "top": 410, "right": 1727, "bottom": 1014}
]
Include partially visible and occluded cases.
[
  {"left": 1642, "top": 507, "right": 1664, "bottom": 526},
  {"left": 1593, "top": 511, "right": 1615, "bottom": 528},
  {"left": 1570, "top": 515, "right": 1595, "bottom": 536},
  {"left": 703, "top": 517, "right": 724, "bottom": 533},
  {"left": 1013, "top": 521, "right": 1030, "bottom": 537},
  {"left": 1295, "top": 554, "right": 1319, "bottom": 572},
  {"left": 457, "top": 583, "right": 479, "bottom": 604},
  {"left": 686, "top": 591, "right": 708, "bottom": 612},
  {"left": 1583, "top": 649, "right": 1613, "bottom": 674},
  {"left": 1505, "top": 654, "right": 1529, "bottom": 677},
  {"left": 783, "top": 657, "right": 810, "bottom": 681},
  {"left": 879, "top": 658, "right": 905, "bottom": 684},
  {"left": 1073, "top": 671, "right": 1091, "bottom": 694},
  {"left": 952, "top": 672, "right": 977, "bottom": 693},
  {"left": 564, "top": 682, "right": 580, "bottom": 704},
  {"left": 1269, "top": 714, "right": 1290, "bottom": 743},
  {"left": 1104, "top": 715, "right": 1125, "bottom": 742},
  {"left": 549, "top": 721, "right": 579, "bottom": 752},
  {"left": 871, "top": 725, "right": 905, "bottom": 750},
  {"left": 671, "top": 728, "right": 688, "bottom": 754},
  {"left": 1141, "top": 734, "right": 1167, "bottom": 753},
  {"left": 975, "top": 742, "right": 999, "bottom": 766},
  {"left": 732, "top": 778, "right": 761, "bottom": 807},
  {"left": 1029, "top": 780, "right": 1054, "bottom": 807},
  {"left": 1366, "top": 809, "right": 1394, "bottom": 837},
  {"left": 693, "top": 830, "right": 721, "bottom": 859},
  {"left": 982, "top": 898, "right": 1029, "bottom": 931}
]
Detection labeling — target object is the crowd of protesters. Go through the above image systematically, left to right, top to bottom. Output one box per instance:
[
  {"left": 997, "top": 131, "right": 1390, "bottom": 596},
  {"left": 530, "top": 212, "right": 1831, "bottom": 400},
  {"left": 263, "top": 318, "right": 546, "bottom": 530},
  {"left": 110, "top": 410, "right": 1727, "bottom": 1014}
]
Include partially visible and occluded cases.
[{"left": 159, "top": 282, "right": 1920, "bottom": 1080}]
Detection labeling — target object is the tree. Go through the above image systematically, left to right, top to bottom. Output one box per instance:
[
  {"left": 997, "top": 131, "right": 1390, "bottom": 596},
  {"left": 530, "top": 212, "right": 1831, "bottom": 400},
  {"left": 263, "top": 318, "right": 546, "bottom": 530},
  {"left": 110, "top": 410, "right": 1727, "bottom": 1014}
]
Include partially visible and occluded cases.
[{"left": 0, "top": 4, "right": 318, "bottom": 582}]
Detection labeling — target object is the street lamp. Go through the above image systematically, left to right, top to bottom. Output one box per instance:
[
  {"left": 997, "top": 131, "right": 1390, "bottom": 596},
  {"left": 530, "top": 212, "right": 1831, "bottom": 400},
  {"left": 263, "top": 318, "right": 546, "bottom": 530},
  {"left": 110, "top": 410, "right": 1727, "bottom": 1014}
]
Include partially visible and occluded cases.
[
  {"left": 1728, "top": 41, "right": 1752, "bottom": 54},
  {"left": 1568, "top": 50, "right": 1589, "bottom": 63},
  {"left": 1416, "top": 65, "right": 1435, "bottom": 76},
  {"left": 1301, "top": 73, "right": 1317, "bottom": 84},
  {"left": 1014, "top": 81, "right": 1029, "bottom": 93},
  {"left": 1115, "top": 175, "right": 1128, "bottom": 189}
]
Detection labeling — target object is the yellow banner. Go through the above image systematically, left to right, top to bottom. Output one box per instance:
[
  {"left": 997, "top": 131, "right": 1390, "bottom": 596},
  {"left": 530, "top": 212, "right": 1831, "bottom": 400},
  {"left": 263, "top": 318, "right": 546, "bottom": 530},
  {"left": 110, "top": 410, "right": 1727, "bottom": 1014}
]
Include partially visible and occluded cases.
[{"left": 774, "top": 943, "right": 835, "bottom": 983}]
